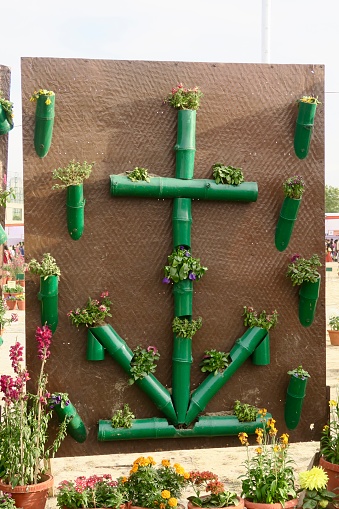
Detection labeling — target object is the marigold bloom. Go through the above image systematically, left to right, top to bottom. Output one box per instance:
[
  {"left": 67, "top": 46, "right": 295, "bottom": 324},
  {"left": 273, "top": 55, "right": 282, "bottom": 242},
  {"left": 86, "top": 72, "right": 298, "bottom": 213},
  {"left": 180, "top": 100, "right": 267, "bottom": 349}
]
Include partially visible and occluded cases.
[
  {"left": 238, "top": 432, "right": 249, "bottom": 445},
  {"left": 162, "top": 459, "right": 171, "bottom": 467},
  {"left": 299, "top": 466, "right": 329, "bottom": 491},
  {"left": 184, "top": 472, "right": 190, "bottom": 479},
  {"left": 161, "top": 490, "right": 171, "bottom": 499},
  {"left": 168, "top": 498, "right": 177, "bottom": 507}
]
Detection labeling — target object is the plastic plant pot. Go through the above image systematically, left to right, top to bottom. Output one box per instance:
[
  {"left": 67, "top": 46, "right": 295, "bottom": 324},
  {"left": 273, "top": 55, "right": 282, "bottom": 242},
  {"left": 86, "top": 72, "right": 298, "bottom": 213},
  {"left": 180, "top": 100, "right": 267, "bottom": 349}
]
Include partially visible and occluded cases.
[
  {"left": 34, "top": 93, "right": 55, "bottom": 158},
  {"left": 294, "top": 101, "right": 318, "bottom": 160},
  {"left": 0, "top": 104, "right": 13, "bottom": 135},
  {"left": 175, "top": 110, "right": 196, "bottom": 179},
  {"left": 67, "top": 184, "right": 85, "bottom": 240},
  {"left": 275, "top": 197, "right": 302, "bottom": 252},
  {"left": 172, "top": 198, "right": 192, "bottom": 248},
  {"left": 0, "top": 223, "right": 7, "bottom": 245},
  {"left": 37, "top": 275, "right": 58, "bottom": 333},
  {"left": 299, "top": 276, "right": 321, "bottom": 327},
  {"left": 173, "top": 279, "right": 193, "bottom": 317},
  {"left": 87, "top": 328, "right": 105, "bottom": 361},
  {"left": 251, "top": 332, "right": 270, "bottom": 366},
  {"left": 172, "top": 334, "right": 193, "bottom": 423},
  {"left": 284, "top": 374, "right": 308, "bottom": 430},
  {"left": 53, "top": 400, "right": 87, "bottom": 443}
]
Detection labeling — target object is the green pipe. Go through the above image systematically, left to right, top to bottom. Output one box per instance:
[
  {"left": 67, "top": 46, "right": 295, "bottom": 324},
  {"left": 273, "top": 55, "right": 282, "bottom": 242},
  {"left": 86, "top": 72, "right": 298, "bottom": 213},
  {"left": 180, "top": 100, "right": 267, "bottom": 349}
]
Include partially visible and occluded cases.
[
  {"left": 34, "top": 94, "right": 55, "bottom": 158},
  {"left": 294, "top": 102, "right": 317, "bottom": 160},
  {"left": 0, "top": 104, "right": 13, "bottom": 135},
  {"left": 175, "top": 110, "right": 196, "bottom": 179},
  {"left": 110, "top": 176, "right": 258, "bottom": 202},
  {"left": 66, "top": 184, "right": 85, "bottom": 240},
  {"left": 275, "top": 197, "right": 301, "bottom": 252},
  {"left": 172, "top": 198, "right": 192, "bottom": 249},
  {"left": 0, "top": 223, "right": 7, "bottom": 245},
  {"left": 37, "top": 275, "right": 58, "bottom": 333},
  {"left": 299, "top": 276, "right": 321, "bottom": 327},
  {"left": 173, "top": 279, "right": 193, "bottom": 317},
  {"left": 90, "top": 324, "right": 178, "bottom": 424},
  {"left": 185, "top": 327, "right": 267, "bottom": 425},
  {"left": 87, "top": 328, "right": 105, "bottom": 361},
  {"left": 251, "top": 332, "right": 270, "bottom": 366},
  {"left": 172, "top": 335, "right": 193, "bottom": 424},
  {"left": 284, "top": 375, "right": 308, "bottom": 430},
  {"left": 53, "top": 400, "right": 87, "bottom": 443},
  {"left": 97, "top": 413, "right": 272, "bottom": 441}
]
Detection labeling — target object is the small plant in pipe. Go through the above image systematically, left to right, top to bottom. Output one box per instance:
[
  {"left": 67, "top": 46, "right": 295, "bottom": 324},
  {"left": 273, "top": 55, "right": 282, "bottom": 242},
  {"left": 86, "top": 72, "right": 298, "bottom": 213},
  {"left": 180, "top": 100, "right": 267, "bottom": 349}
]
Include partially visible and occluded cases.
[
  {"left": 164, "top": 83, "right": 203, "bottom": 110},
  {"left": 30, "top": 88, "right": 55, "bottom": 105},
  {"left": 30, "top": 88, "right": 55, "bottom": 158},
  {"left": 0, "top": 90, "right": 14, "bottom": 136},
  {"left": 298, "top": 95, "right": 321, "bottom": 105},
  {"left": 294, "top": 96, "right": 321, "bottom": 160},
  {"left": 52, "top": 160, "right": 94, "bottom": 188},
  {"left": 212, "top": 163, "right": 244, "bottom": 186},
  {"left": 127, "top": 166, "right": 150, "bottom": 182},
  {"left": 0, "top": 175, "right": 15, "bottom": 245},
  {"left": 275, "top": 175, "right": 305, "bottom": 252},
  {"left": 283, "top": 175, "right": 305, "bottom": 199},
  {"left": 163, "top": 246, "right": 207, "bottom": 284},
  {"left": 28, "top": 252, "right": 61, "bottom": 279},
  {"left": 286, "top": 253, "right": 321, "bottom": 286},
  {"left": 68, "top": 291, "right": 112, "bottom": 327},
  {"left": 243, "top": 306, "right": 278, "bottom": 331},
  {"left": 172, "top": 316, "right": 202, "bottom": 338},
  {"left": 129, "top": 345, "right": 160, "bottom": 384},
  {"left": 200, "top": 349, "right": 230, "bottom": 376},
  {"left": 287, "top": 365, "right": 310, "bottom": 380},
  {"left": 48, "top": 391, "right": 70, "bottom": 409},
  {"left": 233, "top": 400, "right": 258, "bottom": 422},
  {"left": 111, "top": 403, "right": 135, "bottom": 429},
  {"left": 298, "top": 466, "right": 336, "bottom": 509},
  {"left": 187, "top": 470, "right": 240, "bottom": 508},
  {"left": 57, "top": 474, "right": 124, "bottom": 509}
]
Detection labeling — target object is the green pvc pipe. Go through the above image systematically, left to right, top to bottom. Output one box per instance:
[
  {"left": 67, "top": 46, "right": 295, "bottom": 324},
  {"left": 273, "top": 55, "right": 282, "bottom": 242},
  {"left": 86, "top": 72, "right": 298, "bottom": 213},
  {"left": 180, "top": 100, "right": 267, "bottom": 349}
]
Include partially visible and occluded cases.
[
  {"left": 34, "top": 94, "right": 55, "bottom": 158},
  {"left": 294, "top": 102, "right": 317, "bottom": 160},
  {"left": 0, "top": 104, "right": 13, "bottom": 135},
  {"left": 175, "top": 110, "right": 196, "bottom": 179},
  {"left": 110, "top": 176, "right": 258, "bottom": 202},
  {"left": 66, "top": 184, "right": 85, "bottom": 240},
  {"left": 275, "top": 197, "right": 301, "bottom": 252},
  {"left": 172, "top": 198, "right": 192, "bottom": 248},
  {"left": 0, "top": 223, "right": 7, "bottom": 245},
  {"left": 37, "top": 275, "right": 58, "bottom": 333},
  {"left": 299, "top": 276, "right": 321, "bottom": 327},
  {"left": 173, "top": 279, "right": 193, "bottom": 317},
  {"left": 90, "top": 324, "right": 178, "bottom": 424},
  {"left": 185, "top": 327, "right": 267, "bottom": 425},
  {"left": 87, "top": 328, "right": 105, "bottom": 361},
  {"left": 251, "top": 332, "right": 270, "bottom": 366},
  {"left": 172, "top": 335, "right": 193, "bottom": 424},
  {"left": 284, "top": 375, "right": 308, "bottom": 430},
  {"left": 53, "top": 400, "right": 87, "bottom": 443}
]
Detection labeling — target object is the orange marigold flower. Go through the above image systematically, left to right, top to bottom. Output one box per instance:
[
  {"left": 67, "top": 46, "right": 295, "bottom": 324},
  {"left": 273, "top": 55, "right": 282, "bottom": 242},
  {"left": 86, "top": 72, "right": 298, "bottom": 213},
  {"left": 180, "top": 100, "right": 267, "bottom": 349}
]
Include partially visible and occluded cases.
[
  {"left": 162, "top": 459, "right": 171, "bottom": 467},
  {"left": 130, "top": 465, "right": 138, "bottom": 474},
  {"left": 184, "top": 472, "right": 190, "bottom": 479},
  {"left": 121, "top": 476, "right": 128, "bottom": 483},
  {"left": 161, "top": 490, "right": 171, "bottom": 499}
]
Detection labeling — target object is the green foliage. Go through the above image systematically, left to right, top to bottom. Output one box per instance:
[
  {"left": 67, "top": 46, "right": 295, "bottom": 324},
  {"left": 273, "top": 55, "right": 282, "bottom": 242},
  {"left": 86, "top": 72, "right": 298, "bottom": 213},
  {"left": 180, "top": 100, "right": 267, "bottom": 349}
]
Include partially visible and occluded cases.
[
  {"left": 165, "top": 83, "right": 203, "bottom": 110},
  {"left": 30, "top": 88, "right": 55, "bottom": 103},
  {"left": 0, "top": 90, "right": 14, "bottom": 125},
  {"left": 298, "top": 96, "right": 321, "bottom": 104},
  {"left": 52, "top": 160, "right": 94, "bottom": 189},
  {"left": 212, "top": 163, "right": 244, "bottom": 186},
  {"left": 127, "top": 167, "right": 150, "bottom": 182},
  {"left": 283, "top": 175, "right": 305, "bottom": 199},
  {"left": 325, "top": 185, "right": 339, "bottom": 212},
  {"left": 163, "top": 246, "right": 207, "bottom": 284},
  {"left": 28, "top": 252, "right": 61, "bottom": 279},
  {"left": 286, "top": 254, "right": 321, "bottom": 286},
  {"left": 2, "top": 284, "right": 24, "bottom": 294},
  {"left": 67, "top": 291, "right": 112, "bottom": 327},
  {"left": 0, "top": 298, "right": 18, "bottom": 328},
  {"left": 243, "top": 306, "right": 278, "bottom": 331},
  {"left": 172, "top": 316, "right": 202, "bottom": 338},
  {"left": 329, "top": 316, "right": 339, "bottom": 331},
  {"left": 129, "top": 345, "right": 160, "bottom": 384},
  {"left": 200, "top": 349, "right": 230, "bottom": 375},
  {"left": 287, "top": 365, "right": 310, "bottom": 379},
  {"left": 320, "top": 386, "right": 339, "bottom": 464},
  {"left": 233, "top": 400, "right": 258, "bottom": 422},
  {"left": 111, "top": 404, "right": 135, "bottom": 429},
  {"left": 298, "top": 466, "right": 336, "bottom": 509},
  {"left": 188, "top": 470, "right": 239, "bottom": 508},
  {"left": 56, "top": 474, "right": 124, "bottom": 508},
  {"left": 0, "top": 493, "right": 17, "bottom": 509}
]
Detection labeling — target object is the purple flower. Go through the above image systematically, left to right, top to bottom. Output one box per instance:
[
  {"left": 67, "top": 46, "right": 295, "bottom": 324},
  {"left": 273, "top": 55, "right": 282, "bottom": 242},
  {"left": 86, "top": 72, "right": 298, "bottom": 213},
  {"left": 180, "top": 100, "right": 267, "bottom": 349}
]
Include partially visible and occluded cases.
[
  {"left": 179, "top": 246, "right": 185, "bottom": 250},
  {"left": 185, "top": 251, "right": 191, "bottom": 257},
  {"left": 290, "top": 253, "right": 301, "bottom": 263},
  {"left": 189, "top": 272, "right": 196, "bottom": 280},
  {"left": 162, "top": 277, "right": 171, "bottom": 284}
]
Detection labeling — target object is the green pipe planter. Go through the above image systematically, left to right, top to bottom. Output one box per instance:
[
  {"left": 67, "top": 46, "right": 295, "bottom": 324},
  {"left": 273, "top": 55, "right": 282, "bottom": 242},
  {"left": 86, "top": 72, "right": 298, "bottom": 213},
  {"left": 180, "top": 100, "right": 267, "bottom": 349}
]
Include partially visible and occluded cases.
[
  {"left": 34, "top": 93, "right": 55, "bottom": 158},
  {"left": 294, "top": 101, "right": 318, "bottom": 160},
  {"left": 0, "top": 104, "right": 13, "bottom": 135},
  {"left": 175, "top": 110, "right": 196, "bottom": 179},
  {"left": 110, "top": 176, "right": 258, "bottom": 202},
  {"left": 66, "top": 184, "right": 85, "bottom": 240},
  {"left": 275, "top": 197, "right": 302, "bottom": 252},
  {"left": 172, "top": 198, "right": 192, "bottom": 248},
  {"left": 0, "top": 223, "right": 7, "bottom": 245},
  {"left": 37, "top": 275, "right": 58, "bottom": 333},
  {"left": 298, "top": 276, "right": 321, "bottom": 327},
  {"left": 173, "top": 279, "right": 193, "bottom": 317},
  {"left": 185, "top": 326, "right": 268, "bottom": 425},
  {"left": 87, "top": 328, "right": 105, "bottom": 361},
  {"left": 251, "top": 332, "right": 270, "bottom": 366},
  {"left": 172, "top": 335, "right": 193, "bottom": 424},
  {"left": 284, "top": 375, "right": 308, "bottom": 430},
  {"left": 53, "top": 400, "right": 87, "bottom": 443}
]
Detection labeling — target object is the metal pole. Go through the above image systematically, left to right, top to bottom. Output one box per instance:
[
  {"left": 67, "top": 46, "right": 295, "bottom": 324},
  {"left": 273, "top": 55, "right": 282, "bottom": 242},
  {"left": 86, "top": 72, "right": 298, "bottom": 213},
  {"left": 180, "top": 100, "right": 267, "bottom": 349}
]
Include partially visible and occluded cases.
[{"left": 261, "top": 0, "right": 271, "bottom": 63}]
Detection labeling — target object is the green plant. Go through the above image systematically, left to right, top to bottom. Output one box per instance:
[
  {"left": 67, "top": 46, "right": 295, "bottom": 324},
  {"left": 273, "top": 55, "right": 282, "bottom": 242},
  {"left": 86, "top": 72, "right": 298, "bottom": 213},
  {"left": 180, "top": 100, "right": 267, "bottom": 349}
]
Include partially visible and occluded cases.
[
  {"left": 164, "top": 83, "right": 203, "bottom": 110},
  {"left": 29, "top": 88, "right": 55, "bottom": 105},
  {"left": 0, "top": 91, "right": 14, "bottom": 125},
  {"left": 298, "top": 96, "right": 321, "bottom": 105},
  {"left": 52, "top": 160, "right": 94, "bottom": 189},
  {"left": 212, "top": 163, "right": 244, "bottom": 186},
  {"left": 127, "top": 167, "right": 150, "bottom": 182},
  {"left": 0, "top": 175, "right": 15, "bottom": 208},
  {"left": 283, "top": 175, "right": 305, "bottom": 199},
  {"left": 163, "top": 246, "right": 207, "bottom": 284},
  {"left": 28, "top": 252, "right": 61, "bottom": 280},
  {"left": 5, "top": 253, "right": 26, "bottom": 278},
  {"left": 286, "top": 253, "right": 322, "bottom": 286},
  {"left": 2, "top": 284, "right": 24, "bottom": 294},
  {"left": 67, "top": 291, "right": 112, "bottom": 327},
  {"left": 15, "top": 294, "right": 25, "bottom": 301},
  {"left": 5, "top": 295, "right": 17, "bottom": 301},
  {"left": 0, "top": 298, "right": 18, "bottom": 329},
  {"left": 243, "top": 306, "right": 278, "bottom": 331},
  {"left": 172, "top": 316, "right": 202, "bottom": 338},
  {"left": 329, "top": 316, "right": 339, "bottom": 331},
  {"left": 0, "top": 326, "right": 68, "bottom": 486},
  {"left": 129, "top": 345, "right": 160, "bottom": 384},
  {"left": 200, "top": 349, "right": 230, "bottom": 376},
  {"left": 287, "top": 365, "right": 310, "bottom": 380},
  {"left": 320, "top": 386, "right": 339, "bottom": 464},
  {"left": 48, "top": 392, "right": 70, "bottom": 409},
  {"left": 233, "top": 400, "right": 258, "bottom": 422},
  {"left": 111, "top": 403, "right": 135, "bottom": 429},
  {"left": 238, "top": 411, "right": 296, "bottom": 504},
  {"left": 298, "top": 466, "right": 336, "bottom": 509},
  {"left": 187, "top": 470, "right": 239, "bottom": 508},
  {"left": 56, "top": 474, "right": 124, "bottom": 509},
  {"left": 0, "top": 493, "right": 17, "bottom": 509}
]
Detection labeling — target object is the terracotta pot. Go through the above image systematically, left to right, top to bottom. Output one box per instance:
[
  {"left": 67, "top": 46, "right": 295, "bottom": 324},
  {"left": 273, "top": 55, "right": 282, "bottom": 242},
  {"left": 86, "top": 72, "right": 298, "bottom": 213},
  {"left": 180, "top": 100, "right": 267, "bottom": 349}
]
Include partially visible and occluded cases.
[
  {"left": 5, "top": 299, "right": 17, "bottom": 310},
  {"left": 17, "top": 300, "right": 25, "bottom": 310},
  {"left": 328, "top": 330, "right": 339, "bottom": 346},
  {"left": 319, "top": 455, "right": 339, "bottom": 494},
  {"left": 0, "top": 473, "right": 53, "bottom": 509},
  {"left": 188, "top": 497, "right": 244, "bottom": 509},
  {"left": 244, "top": 499, "right": 298, "bottom": 509}
]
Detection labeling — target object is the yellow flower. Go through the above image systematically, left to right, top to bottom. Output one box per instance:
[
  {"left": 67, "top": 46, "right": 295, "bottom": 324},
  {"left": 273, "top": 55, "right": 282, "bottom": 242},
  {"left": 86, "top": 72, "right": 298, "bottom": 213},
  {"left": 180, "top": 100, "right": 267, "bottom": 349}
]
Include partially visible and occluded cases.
[
  {"left": 45, "top": 98, "right": 51, "bottom": 105},
  {"left": 329, "top": 400, "right": 337, "bottom": 407},
  {"left": 259, "top": 408, "right": 267, "bottom": 416},
  {"left": 267, "top": 418, "right": 276, "bottom": 428},
  {"left": 323, "top": 425, "right": 329, "bottom": 431},
  {"left": 269, "top": 426, "right": 277, "bottom": 436},
  {"left": 255, "top": 428, "right": 263, "bottom": 436},
  {"left": 238, "top": 432, "right": 249, "bottom": 445},
  {"left": 280, "top": 433, "right": 289, "bottom": 445},
  {"left": 256, "top": 435, "right": 263, "bottom": 445},
  {"left": 273, "top": 445, "right": 281, "bottom": 453},
  {"left": 255, "top": 447, "right": 263, "bottom": 455},
  {"left": 147, "top": 456, "right": 156, "bottom": 465},
  {"left": 162, "top": 459, "right": 171, "bottom": 467},
  {"left": 130, "top": 465, "right": 138, "bottom": 474},
  {"left": 175, "top": 465, "right": 185, "bottom": 475},
  {"left": 299, "top": 467, "right": 329, "bottom": 491},
  {"left": 184, "top": 472, "right": 190, "bottom": 479},
  {"left": 121, "top": 476, "right": 128, "bottom": 483},
  {"left": 161, "top": 490, "right": 171, "bottom": 499},
  {"left": 168, "top": 498, "right": 177, "bottom": 507}
]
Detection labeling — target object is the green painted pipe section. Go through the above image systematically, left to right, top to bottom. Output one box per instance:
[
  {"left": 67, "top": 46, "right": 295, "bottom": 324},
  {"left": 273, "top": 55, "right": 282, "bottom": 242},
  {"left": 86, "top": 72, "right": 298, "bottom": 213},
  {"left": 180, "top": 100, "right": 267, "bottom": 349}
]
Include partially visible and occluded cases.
[
  {"left": 34, "top": 94, "right": 55, "bottom": 158},
  {"left": 294, "top": 102, "right": 317, "bottom": 160},
  {"left": 0, "top": 104, "right": 13, "bottom": 135},
  {"left": 175, "top": 110, "right": 196, "bottom": 179},
  {"left": 110, "top": 176, "right": 258, "bottom": 202},
  {"left": 66, "top": 184, "right": 85, "bottom": 240},
  {"left": 275, "top": 197, "right": 301, "bottom": 252},
  {"left": 172, "top": 198, "right": 192, "bottom": 249},
  {"left": 0, "top": 223, "right": 7, "bottom": 245},
  {"left": 37, "top": 275, "right": 58, "bottom": 333},
  {"left": 299, "top": 276, "right": 321, "bottom": 327},
  {"left": 173, "top": 279, "right": 193, "bottom": 317},
  {"left": 90, "top": 324, "right": 178, "bottom": 424},
  {"left": 185, "top": 327, "right": 267, "bottom": 425},
  {"left": 87, "top": 328, "right": 105, "bottom": 361},
  {"left": 251, "top": 332, "right": 270, "bottom": 366},
  {"left": 172, "top": 335, "right": 193, "bottom": 424},
  {"left": 284, "top": 375, "right": 308, "bottom": 430},
  {"left": 53, "top": 400, "right": 87, "bottom": 443}
]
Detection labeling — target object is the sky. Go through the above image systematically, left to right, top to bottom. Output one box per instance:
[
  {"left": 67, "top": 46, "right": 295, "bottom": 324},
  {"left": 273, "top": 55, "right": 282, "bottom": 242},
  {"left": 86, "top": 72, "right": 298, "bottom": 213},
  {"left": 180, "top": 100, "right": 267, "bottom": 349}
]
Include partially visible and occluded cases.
[{"left": 1, "top": 0, "right": 339, "bottom": 186}]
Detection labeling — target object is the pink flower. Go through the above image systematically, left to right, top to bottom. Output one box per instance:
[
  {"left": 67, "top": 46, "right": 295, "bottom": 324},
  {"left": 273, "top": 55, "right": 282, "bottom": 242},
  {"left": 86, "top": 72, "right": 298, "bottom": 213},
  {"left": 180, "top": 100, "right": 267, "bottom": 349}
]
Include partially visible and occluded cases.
[
  {"left": 100, "top": 291, "right": 109, "bottom": 298},
  {"left": 99, "top": 305, "right": 107, "bottom": 312},
  {"left": 11, "top": 313, "right": 18, "bottom": 322},
  {"left": 35, "top": 325, "right": 52, "bottom": 360},
  {"left": 147, "top": 346, "right": 158, "bottom": 355}
]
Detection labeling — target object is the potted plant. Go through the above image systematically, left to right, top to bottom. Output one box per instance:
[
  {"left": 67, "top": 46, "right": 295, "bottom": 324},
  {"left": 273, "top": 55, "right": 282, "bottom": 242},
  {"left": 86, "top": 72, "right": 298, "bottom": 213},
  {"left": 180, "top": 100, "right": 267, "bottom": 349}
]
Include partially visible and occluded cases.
[
  {"left": 30, "top": 89, "right": 55, "bottom": 158},
  {"left": 0, "top": 90, "right": 14, "bottom": 136},
  {"left": 294, "top": 96, "right": 321, "bottom": 160},
  {"left": 52, "top": 160, "right": 94, "bottom": 240},
  {"left": 212, "top": 163, "right": 245, "bottom": 186},
  {"left": 126, "top": 167, "right": 151, "bottom": 182},
  {"left": 0, "top": 175, "right": 15, "bottom": 245},
  {"left": 275, "top": 175, "right": 305, "bottom": 252},
  {"left": 28, "top": 253, "right": 60, "bottom": 333},
  {"left": 286, "top": 253, "right": 322, "bottom": 327},
  {"left": 2, "top": 283, "right": 24, "bottom": 296},
  {"left": 16, "top": 293, "right": 25, "bottom": 311},
  {"left": 4, "top": 295, "right": 17, "bottom": 310},
  {"left": 243, "top": 306, "right": 278, "bottom": 365},
  {"left": 172, "top": 316, "right": 202, "bottom": 339},
  {"left": 328, "top": 316, "right": 339, "bottom": 346},
  {"left": 0, "top": 326, "right": 69, "bottom": 509},
  {"left": 129, "top": 345, "right": 160, "bottom": 385},
  {"left": 200, "top": 349, "right": 230, "bottom": 376},
  {"left": 284, "top": 365, "right": 310, "bottom": 430},
  {"left": 319, "top": 386, "right": 339, "bottom": 494},
  {"left": 48, "top": 392, "right": 87, "bottom": 444},
  {"left": 233, "top": 401, "right": 258, "bottom": 423},
  {"left": 111, "top": 403, "right": 135, "bottom": 429},
  {"left": 238, "top": 410, "right": 297, "bottom": 509},
  {"left": 297, "top": 466, "right": 337, "bottom": 509},
  {"left": 187, "top": 470, "right": 243, "bottom": 509},
  {"left": 56, "top": 474, "right": 124, "bottom": 509},
  {"left": 0, "top": 493, "right": 17, "bottom": 509}
]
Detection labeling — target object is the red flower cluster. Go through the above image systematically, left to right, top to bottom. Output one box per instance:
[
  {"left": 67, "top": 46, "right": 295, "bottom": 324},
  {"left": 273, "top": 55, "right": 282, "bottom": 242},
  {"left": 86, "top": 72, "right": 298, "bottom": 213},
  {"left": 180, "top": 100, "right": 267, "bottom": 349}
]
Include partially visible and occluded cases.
[{"left": 36, "top": 325, "right": 52, "bottom": 360}]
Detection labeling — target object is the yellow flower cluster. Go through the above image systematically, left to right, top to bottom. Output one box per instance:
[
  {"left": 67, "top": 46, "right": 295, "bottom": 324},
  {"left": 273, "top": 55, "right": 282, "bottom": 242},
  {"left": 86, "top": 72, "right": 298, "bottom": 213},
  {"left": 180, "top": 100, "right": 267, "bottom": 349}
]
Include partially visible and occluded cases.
[
  {"left": 29, "top": 89, "right": 55, "bottom": 104},
  {"left": 130, "top": 455, "right": 156, "bottom": 474}
]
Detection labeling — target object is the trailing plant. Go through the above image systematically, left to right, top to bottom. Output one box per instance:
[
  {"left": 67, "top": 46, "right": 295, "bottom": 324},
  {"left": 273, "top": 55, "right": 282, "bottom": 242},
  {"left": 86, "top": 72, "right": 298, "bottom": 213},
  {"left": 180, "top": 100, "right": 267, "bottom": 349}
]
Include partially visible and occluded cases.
[
  {"left": 164, "top": 83, "right": 203, "bottom": 110},
  {"left": 29, "top": 88, "right": 55, "bottom": 105},
  {"left": 0, "top": 90, "right": 14, "bottom": 125},
  {"left": 298, "top": 96, "right": 321, "bottom": 105},
  {"left": 52, "top": 160, "right": 94, "bottom": 189},
  {"left": 212, "top": 163, "right": 244, "bottom": 186},
  {"left": 127, "top": 167, "right": 150, "bottom": 182},
  {"left": 0, "top": 175, "right": 15, "bottom": 208},
  {"left": 283, "top": 175, "right": 305, "bottom": 200},
  {"left": 163, "top": 246, "right": 207, "bottom": 284},
  {"left": 28, "top": 252, "right": 61, "bottom": 279},
  {"left": 286, "top": 253, "right": 322, "bottom": 286},
  {"left": 67, "top": 291, "right": 112, "bottom": 327},
  {"left": 0, "top": 298, "right": 18, "bottom": 329},
  {"left": 243, "top": 306, "right": 278, "bottom": 331},
  {"left": 172, "top": 316, "right": 202, "bottom": 338},
  {"left": 329, "top": 316, "right": 339, "bottom": 331},
  {"left": 129, "top": 345, "right": 160, "bottom": 384},
  {"left": 200, "top": 349, "right": 230, "bottom": 376},
  {"left": 287, "top": 365, "right": 310, "bottom": 380},
  {"left": 320, "top": 385, "right": 339, "bottom": 464},
  {"left": 233, "top": 400, "right": 258, "bottom": 422},
  {"left": 111, "top": 403, "right": 135, "bottom": 429},
  {"left": 298, "top": 466, "right": 336, "bottom": 509},
  {"left": 187, "top": 470, "right": 239, "bottom": 508},
  {"left": 57, "top": 474, "right": 124, "bottom": 509}
]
